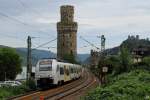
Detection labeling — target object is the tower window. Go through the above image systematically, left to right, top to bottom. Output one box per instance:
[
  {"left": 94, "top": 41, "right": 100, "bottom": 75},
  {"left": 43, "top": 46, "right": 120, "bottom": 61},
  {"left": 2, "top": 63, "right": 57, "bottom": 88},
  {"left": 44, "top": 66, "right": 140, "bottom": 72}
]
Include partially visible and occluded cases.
[
  {"left": 70, "top": 43, "right": 72, "bottom": 46},
  {"left": 71, "top": 50, "right": 73, "bottom": 54}
]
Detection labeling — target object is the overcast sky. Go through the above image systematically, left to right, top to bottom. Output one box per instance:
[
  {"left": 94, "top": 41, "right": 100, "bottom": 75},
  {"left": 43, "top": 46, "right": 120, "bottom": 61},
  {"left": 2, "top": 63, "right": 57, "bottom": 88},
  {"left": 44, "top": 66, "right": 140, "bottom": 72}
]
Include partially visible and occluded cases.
[{"left": 0, "top": 0, "right": 150, "bottom": 54}]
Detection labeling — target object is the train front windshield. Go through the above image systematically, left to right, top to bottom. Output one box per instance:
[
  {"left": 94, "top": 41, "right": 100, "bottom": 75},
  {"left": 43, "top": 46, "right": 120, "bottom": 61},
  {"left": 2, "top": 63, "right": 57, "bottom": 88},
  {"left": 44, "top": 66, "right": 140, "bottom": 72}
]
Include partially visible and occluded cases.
[{"left": 39, "top": 60, "right": 52, "bottom": 71}]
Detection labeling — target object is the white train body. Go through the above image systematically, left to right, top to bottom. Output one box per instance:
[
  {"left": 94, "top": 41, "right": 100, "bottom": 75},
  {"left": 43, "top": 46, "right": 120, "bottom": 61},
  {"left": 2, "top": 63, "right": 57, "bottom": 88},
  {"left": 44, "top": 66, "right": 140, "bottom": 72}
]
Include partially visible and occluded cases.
[{"left": 35, "top": 59, "right": 82, "bottom": 88}]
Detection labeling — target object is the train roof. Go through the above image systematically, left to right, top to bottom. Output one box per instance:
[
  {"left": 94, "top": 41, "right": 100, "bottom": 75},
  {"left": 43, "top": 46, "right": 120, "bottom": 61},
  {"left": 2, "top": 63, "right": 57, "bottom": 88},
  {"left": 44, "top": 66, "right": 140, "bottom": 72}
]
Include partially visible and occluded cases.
[{"left": 38, "top": 58, "right": 80, "bottom": 65}]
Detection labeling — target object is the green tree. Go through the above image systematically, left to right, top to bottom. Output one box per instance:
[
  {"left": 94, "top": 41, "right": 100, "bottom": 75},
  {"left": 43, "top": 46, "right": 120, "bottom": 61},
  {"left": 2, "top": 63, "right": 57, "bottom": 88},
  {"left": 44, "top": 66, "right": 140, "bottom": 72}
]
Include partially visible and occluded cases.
[
  {"left": 119, "top": 46, "right": 132, "bottom": 73},
  {"left": 0, "top": 48, "right": 22, "bottom": 81},
  {"left": 63, "top": 54, "right": 78, "bottom": 64},
  {"left": 105, "top": 56, "right": 120, "bottom": 74},
  {"left": 143, "top": 56, "right": 150, "bottom": 67}
]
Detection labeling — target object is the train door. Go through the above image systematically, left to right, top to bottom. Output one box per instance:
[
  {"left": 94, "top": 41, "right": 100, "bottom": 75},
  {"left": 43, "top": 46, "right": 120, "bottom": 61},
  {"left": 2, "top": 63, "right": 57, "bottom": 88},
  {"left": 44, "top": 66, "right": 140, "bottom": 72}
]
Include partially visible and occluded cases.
[
  {"left": 55, "top": 64, "right": 60, "bottom": 84},
  {"left": 60, "top": 65, "right": 64, "bottom": 83},
  {"left": 64, "top": 65, "right": 70, "bottom": 82}
]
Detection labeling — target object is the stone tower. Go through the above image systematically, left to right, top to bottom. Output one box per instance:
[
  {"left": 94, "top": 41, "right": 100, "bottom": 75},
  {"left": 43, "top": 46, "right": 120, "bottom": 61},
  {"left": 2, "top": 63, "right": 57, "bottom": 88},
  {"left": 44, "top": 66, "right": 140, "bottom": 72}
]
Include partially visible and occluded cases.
[{"left": 57, "top": 5, "right": 78, "bottom": 60}]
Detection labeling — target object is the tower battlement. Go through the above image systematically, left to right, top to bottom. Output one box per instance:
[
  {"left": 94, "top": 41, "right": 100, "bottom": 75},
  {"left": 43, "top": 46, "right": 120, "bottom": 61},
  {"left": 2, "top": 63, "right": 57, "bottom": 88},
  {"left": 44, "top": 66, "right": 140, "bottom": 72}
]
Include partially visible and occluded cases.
[{"left": 60, "top": 5, "right": 74, "bottom": 22}]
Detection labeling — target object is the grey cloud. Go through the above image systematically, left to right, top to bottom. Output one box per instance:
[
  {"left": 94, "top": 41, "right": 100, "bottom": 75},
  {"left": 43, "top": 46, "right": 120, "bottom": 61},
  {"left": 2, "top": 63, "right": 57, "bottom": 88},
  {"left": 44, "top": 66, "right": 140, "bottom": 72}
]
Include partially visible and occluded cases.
[{"left": 0, "top": 0, "right": 150, "bottom": 53}]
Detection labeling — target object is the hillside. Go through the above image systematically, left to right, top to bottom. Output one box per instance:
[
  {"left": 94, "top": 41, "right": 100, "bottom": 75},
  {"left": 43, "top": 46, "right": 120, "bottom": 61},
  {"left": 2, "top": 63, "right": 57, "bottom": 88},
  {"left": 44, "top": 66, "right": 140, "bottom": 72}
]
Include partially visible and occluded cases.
[
  {"left": 1, "top": 36, "right": 149, "bottom": 65},
  {"left": 84, "top": 36, "right": 150, "bottom": 64},
  {"left": 106, "top": 36, "right": 150, "bottom": 55},
  {"left": 121, "top": 37, "right": 150, "bottom": 51},
  {"left": 0, "top": 46, "right": 90, "bottom": 65},
  {"left": 16, "top": 48, "right": 56, "bottom": 66},
  {"left": 16, "top": 48, "right": 90, "bottom": 65}
]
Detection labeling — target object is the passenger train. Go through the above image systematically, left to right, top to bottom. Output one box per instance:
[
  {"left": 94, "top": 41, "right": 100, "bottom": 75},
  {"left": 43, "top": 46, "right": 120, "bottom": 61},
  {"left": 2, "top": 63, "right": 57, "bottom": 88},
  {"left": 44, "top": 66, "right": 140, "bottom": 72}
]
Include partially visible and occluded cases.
[{"left": 35, "top": 58, "right": 82, "bottom": 88}]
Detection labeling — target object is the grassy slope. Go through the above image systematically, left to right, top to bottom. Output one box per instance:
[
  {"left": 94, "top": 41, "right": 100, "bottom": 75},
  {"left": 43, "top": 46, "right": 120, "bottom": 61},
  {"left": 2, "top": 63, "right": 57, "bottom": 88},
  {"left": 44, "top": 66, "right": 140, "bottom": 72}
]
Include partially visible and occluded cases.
[
  {"left": 83, "top": 69, "right": 150, "bottom": 100},
  {"left": 0, "top": 84, "right": 30, "bottom": 99}
]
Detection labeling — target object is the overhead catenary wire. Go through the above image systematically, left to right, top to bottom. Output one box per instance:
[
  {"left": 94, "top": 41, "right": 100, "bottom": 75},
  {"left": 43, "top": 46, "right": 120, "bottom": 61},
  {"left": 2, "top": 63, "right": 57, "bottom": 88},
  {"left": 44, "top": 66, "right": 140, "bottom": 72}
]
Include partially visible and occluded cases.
[
  {"left": 0, "top": 0, "right": 57, "bottom": 42},
  {"left": 15, "top": 0, "right": 56, "bottom": 38},
  {"left": 16, "top": 0, "right": 43, "bottom": 17},
  {"left": 17, "top": 0, "right": 26, "bottom": 9},
  {"left": 0, "top": 11, "right": 54, "bottom": 37},
  {"left": 0, "top": 11, "right": 57, "bottom": 50},
  {"left": 0, "top": 12, "right": 29, "bottom": 26},
  {"left": 79, "top": 36, "right": 100, "bottom": 50},
  {"left": 33, "top": 38, "right": 57, "bottom": 50},
  {"left": 42, "top": 46, "right": 57, "bottom": 49}
]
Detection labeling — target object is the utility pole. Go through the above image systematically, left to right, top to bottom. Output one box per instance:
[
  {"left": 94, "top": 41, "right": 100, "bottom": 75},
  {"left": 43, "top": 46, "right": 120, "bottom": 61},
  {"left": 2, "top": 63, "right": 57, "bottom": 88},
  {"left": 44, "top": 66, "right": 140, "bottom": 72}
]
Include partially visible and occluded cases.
[
  {"left": 97, "top": 35, "right": 106, "bottom": 53},
  {"left": 98, "top": 35, "right": 107, "bottom": 85},
  {"left": 100, "top": 35, "right": 107, "bottom": 85},
  {"left": 101, "top": 35, "right": 106, "bottom": 53},
  {"left": 27, "top": 36, "right": 32, "bottom": 81}
]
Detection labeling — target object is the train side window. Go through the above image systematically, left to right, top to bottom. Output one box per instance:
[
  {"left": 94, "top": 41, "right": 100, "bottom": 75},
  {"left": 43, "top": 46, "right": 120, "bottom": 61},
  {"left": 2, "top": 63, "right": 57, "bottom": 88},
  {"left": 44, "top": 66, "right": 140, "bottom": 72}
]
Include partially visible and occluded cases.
[
  {"left": 57, "top": 65, "right": 59, "bottom": 72},
  {"left": 60, "top": 67, "right": 64, "bottom": 75},
  {"left": 69, "top": 67, "right": 72, "bottom": 73},
  {"left": 71, "top": 68, "right": 73, "bottom": 73},
  {"left": 73, "top": 68, "right": 75, "bottom": 73},
  {"left": 74, "top": 68, "right": 76, "bottom": 73},
  {"left": 66, "top": 69, "right": 69, "bottom": 76}
]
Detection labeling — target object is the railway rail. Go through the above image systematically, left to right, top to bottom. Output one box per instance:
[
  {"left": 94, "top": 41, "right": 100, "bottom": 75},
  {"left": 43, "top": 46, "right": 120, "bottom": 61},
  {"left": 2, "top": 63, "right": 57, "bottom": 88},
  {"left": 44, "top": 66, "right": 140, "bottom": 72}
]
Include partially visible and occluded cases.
[
  {"left": 8, "top": 69, "right": 97, "bottom": 100},
  {"left": 47, "top": 70, "right": 97, "bottom": 100}
]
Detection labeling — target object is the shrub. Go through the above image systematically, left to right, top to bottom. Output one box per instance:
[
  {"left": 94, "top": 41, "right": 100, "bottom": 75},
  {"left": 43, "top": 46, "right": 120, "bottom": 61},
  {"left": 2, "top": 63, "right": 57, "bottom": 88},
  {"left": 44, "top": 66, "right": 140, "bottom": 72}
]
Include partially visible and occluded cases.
[
  {"left": 143, "top": 56, "right": 150, "bottom": 67},
  {"left": 83, "top": 70, "right": 150, "bottom": 100},
  {"left": 26, "top": 79, "right": 36, "bottom": 90},
  {"left": 0, "top": 83, "right": 30, "bottom": 99}
]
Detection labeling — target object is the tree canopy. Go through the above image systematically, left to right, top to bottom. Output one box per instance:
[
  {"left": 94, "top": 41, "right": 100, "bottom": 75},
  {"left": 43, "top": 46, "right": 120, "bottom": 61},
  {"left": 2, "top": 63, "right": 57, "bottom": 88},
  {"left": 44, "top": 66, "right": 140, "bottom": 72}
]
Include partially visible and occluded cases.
[
  {"left": 119, "top": 46, "right": 133, "bottom": 73},
  {"left": 0, "top": 48, "right": 22, "bottom": 81},
  {"left": 63, "top": 54, "right": 79, "bottom": 64},
  {"left": 142, "top": 56, "right": 150, "bottom": 67}
]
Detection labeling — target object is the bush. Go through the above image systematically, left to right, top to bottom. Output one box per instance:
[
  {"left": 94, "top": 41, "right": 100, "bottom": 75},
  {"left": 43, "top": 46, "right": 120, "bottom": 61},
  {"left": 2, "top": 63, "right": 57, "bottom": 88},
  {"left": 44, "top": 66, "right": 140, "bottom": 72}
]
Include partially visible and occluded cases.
[
  {"left": 143, "top": 56, "right": 150, "bottom": 67},
  {"left": 83, "top": 70, "right": 150, "bottom": 100},
  {"left": 26, "top": 79, "right": 36, "bottom": 90},
  {"left": 0, "top": 82, "right": 30, "bottom": 99}
]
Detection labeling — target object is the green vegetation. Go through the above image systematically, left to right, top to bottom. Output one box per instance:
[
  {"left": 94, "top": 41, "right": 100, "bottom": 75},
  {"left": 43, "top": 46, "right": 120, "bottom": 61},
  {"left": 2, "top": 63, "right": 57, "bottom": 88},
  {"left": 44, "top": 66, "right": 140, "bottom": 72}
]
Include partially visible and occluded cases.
[
  {"left": 103, "top": 36, "right": 150, "bottom": 56},
  {"left": 121, "top": 36, "right": 150, "bottom": 52},
  {"left": 86, "top": 44, "right": 150, "bottom": 99},
  {"left": 91, "top": 47, "right": 133, "bottom": 77},
  {"left": 113, "top": 47, "right": 133, "bottom": 75},
  {"left": 0, "top": 48, "right": 22, "bottom": 81},
  {"left": 63, "top": 54, "right": 80, "bottom": 64},
  {"left": 143, "top": 57, "right": 150, "bottom": 67},
  {"left": 83, "top": 69, "right": 150, "bottom": 100},
  {"left": 26, "top": 79, "right": 36, "bottom": 90},
  {"left": 0, "top": 80, "right": 37, "bottom": 99},
  {"left": 0, "top": 82, "right": 30, "bottom": 99}
]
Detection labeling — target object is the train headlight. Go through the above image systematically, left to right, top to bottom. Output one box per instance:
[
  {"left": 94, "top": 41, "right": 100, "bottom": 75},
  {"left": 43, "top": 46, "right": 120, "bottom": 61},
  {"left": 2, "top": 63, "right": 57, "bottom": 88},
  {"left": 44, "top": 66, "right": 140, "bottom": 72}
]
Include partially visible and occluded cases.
[
  {"left": 36, "top": 75, "right": 40, "bottom": 78},
  {"left": 48, "top": 75, "right": 51, "bottom": 77}
]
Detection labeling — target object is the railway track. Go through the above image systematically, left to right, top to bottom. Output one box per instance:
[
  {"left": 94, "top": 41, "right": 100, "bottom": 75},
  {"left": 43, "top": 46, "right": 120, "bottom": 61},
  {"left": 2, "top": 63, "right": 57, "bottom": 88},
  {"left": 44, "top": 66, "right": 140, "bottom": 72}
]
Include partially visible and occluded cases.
[
  {"left": 9, "top": 69, "right": 97, "bottom": 100},
  {"left": 47, "top": 70, "right": 97, "bottom": 100}
]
